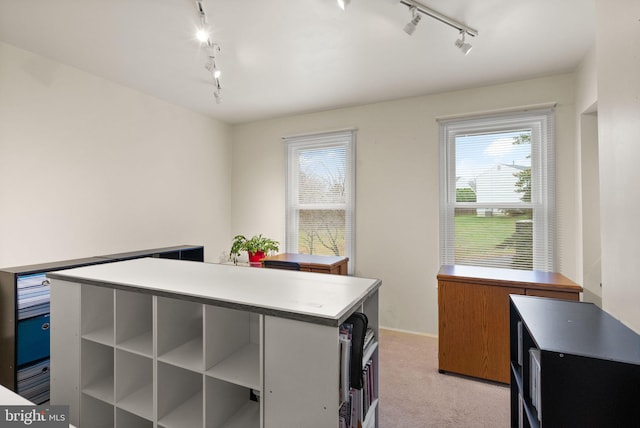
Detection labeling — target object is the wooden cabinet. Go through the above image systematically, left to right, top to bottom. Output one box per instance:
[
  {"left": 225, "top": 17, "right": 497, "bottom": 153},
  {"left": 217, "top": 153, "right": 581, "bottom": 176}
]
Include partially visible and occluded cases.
[
  {"left": 261, "top": 253, "right": 349, "bottom": 275},
  {"left": 49, "top": 258, "right": 380, "bottom": 428},
  {"left": 437, "top": 265, "right": 582, "bottom": 384},
  {"left": 510, "top": 295, "right": 640, "bottom": 427}
]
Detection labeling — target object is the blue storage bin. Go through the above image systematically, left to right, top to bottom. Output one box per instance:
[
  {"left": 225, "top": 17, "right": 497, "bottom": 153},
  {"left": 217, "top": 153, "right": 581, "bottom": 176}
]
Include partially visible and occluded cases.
[{"left": 17, "top": 314, "right": 50, "bottom": 366}]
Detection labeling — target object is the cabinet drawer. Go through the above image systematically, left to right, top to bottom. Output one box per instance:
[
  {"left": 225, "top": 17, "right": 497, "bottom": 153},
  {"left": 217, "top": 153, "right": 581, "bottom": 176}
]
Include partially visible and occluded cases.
[
  {"left": 525, "top": 288, "right": 580, "bottom": 301},
  {"left": 17, "top": 314, "right": 51, "bottom": 366}
]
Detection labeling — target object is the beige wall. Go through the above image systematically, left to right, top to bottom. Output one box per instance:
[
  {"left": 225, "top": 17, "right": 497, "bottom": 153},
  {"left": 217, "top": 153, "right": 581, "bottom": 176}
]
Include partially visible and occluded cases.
[
  {"left": 596, "top": 0, "right": 640, "bottom": 332},
  {"left": 0, "top": 38, "right": 597, "bottom": 337},
  {"left": 0, "top": 42, "right": 232, "bottom": 267},
  {"left": 574, "top": 47, "right": 602, "bottom": 306},
  {"left": 232, "top": 74, "right": 580, "bottom": 335}
]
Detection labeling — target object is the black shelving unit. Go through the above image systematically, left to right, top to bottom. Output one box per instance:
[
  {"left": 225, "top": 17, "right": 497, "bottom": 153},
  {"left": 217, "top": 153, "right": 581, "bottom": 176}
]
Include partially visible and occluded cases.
[
  {"left": 0, "top": 245, "right": 204, "bottom": 403},
  {"left": 99, "top": 245, "right": 204, "bottom": 263},
  {"left": 510, "top": 295, "right": 640, "bottom": 428}
]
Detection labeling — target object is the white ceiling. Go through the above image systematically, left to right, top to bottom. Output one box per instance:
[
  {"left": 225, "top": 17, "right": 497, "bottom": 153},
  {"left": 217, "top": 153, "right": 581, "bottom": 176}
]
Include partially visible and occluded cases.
[{"left": 0, "top": 0, "right": 595, "bottom": 124}]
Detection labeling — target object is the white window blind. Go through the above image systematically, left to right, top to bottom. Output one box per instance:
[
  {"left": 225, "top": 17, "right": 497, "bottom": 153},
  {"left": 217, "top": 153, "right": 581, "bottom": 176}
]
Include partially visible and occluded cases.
[
  {"left": 439, "top": 109, "right": 556, "bottom": 271},
  {"left": 284, "top": 130, "right": 355, "bottom": 274}
]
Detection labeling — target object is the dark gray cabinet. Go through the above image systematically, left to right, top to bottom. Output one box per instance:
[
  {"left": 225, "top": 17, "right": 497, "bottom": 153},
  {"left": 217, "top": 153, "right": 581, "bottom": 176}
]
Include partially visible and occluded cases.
[
  {"left": 0, "top": 245, "right": 204, "bottom": 403},
  {"left": 510, "top": 295, "right": 640, "bottom": 428}
]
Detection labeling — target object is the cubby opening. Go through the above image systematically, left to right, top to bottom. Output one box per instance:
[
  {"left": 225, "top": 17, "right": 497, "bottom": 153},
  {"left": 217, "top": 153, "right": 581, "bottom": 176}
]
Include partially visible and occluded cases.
[
  {"left": 81, "top": 285, "right": 114, "bottom": 345},
  {"left": 115, "top": 290, "right": 152, "bottom": 357},
  {"left": 157, "top": 297, "right": 203, "bottom": 371},
  {"left": 204, "top": 307, "right": 261, "bottom": 390},
  {"left": 81, "top": 340, "right": 114, "bottom": 403},
  {"left": 361, "top": 344, "right": 379, "bottom": 428},
  {"left": 115, "top": 350, "right": 153, "bottom": 420},
  {"left": 157, "top": 362, "right": 203, "bottom": 428},
  {"left": 205, "top": 377, "right": 259, "bottom": 428},
  {"left": 81, "top": 393, "right": 114, "bottom": 428},
  {"left": 116, "top": 408, "right": 153, "bottom": 428}
]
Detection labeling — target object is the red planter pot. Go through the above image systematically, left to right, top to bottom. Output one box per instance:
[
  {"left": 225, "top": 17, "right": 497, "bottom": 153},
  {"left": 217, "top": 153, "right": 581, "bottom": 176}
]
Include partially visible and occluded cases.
[{"left": 248, "top": 251, "right": 266, "bottom": 264}]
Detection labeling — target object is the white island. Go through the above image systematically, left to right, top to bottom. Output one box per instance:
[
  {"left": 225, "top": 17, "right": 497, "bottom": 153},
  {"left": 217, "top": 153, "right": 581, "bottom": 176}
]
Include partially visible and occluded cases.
[{"left": 48, "top": 257, "right": 381, "bottom": 428}]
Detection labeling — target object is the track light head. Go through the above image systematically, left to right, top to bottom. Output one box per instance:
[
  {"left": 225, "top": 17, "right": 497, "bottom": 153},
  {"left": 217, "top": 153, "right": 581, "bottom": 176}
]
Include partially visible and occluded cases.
[
  {"left": 195, "top": 0, "right": 209, "bottom": 43},
  {"left": 196, "top": 0, "right": 207, "bottom": 24},
  {"left": 337, "top": 0, "right": 350, "bottom": 10},
  {"left": 194, "top": 2, "right": 224, "bottom": 104},
  {"left": 403, "top": 7, "right": 421, "bottom": 35},
  {"left": 196, "top": 28, "right": 210, "bottom": 43},
  {"left": 455, "top": 31, "right": 473, "bottom": 55},
  {"left": 205, "top": 57, "right": 221, "bottom": 79},
  {"left": 213, "top": 77, "right": 222, "bottom": 103}
]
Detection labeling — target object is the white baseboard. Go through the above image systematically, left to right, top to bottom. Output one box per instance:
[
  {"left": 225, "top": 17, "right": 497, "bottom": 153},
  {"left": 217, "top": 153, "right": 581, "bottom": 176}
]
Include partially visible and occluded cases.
[{"left": 379, "top": 325, "right": 438, "bottom": 339}]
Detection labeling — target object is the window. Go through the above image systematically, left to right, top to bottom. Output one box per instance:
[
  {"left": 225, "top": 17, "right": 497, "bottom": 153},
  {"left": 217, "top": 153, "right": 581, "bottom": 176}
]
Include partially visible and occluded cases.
[
  {"left": 439, "top": 108, "right": 555, "bottom": 271},
  {"left": 284, "top": 130, "right": 355, "bottom": 274}
]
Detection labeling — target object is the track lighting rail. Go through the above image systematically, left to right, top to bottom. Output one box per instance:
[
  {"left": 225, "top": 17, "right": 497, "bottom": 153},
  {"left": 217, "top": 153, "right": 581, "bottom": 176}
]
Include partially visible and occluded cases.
[{"left": 399, "top": 0, "right": 478, "bottom": 37}]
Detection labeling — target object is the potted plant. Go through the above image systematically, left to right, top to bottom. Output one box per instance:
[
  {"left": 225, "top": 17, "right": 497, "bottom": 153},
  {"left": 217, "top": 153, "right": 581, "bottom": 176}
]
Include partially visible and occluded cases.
[{"left": 229, "top": 234, "right": 279, "bottom": 264}]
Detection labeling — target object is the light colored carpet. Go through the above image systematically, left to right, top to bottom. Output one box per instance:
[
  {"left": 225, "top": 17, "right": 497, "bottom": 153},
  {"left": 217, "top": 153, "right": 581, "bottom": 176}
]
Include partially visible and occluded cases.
[{"left": 378, "top": 328, "right": 510, "bottom": 428}]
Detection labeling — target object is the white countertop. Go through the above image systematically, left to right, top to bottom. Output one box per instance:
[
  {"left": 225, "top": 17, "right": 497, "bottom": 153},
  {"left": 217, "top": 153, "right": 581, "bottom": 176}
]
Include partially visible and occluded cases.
[
  {"left": 48, "top": 258, "right": 381, "bottom": 326},
  {"left": 0, "top": 385, "right": 33, "bottom": 406}
]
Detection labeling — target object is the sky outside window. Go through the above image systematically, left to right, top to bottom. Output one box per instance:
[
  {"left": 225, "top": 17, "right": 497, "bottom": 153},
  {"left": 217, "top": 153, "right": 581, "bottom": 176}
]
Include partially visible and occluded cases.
[{"left": 455, "top": 130, "right": 531, "bottom": 190}]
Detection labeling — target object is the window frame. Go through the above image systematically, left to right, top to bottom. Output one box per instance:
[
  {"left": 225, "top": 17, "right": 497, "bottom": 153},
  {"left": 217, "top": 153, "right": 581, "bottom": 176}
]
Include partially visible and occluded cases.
[
  {"left": 439, "top": 108, "right": 556, "bottom": 271},
  {"left": 284, "top": 130, "right": 356, "bottom": 274}
]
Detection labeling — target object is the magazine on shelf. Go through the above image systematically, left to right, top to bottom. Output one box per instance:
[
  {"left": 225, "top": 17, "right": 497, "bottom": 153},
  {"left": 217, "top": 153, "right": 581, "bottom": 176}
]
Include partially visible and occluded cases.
[
  {"left": 339, "top": 312, "right": 374, "bottom": 428},
  {"left": 339, "top": 323, "right": 352, "bottom": 404},
  {"left": 363, "top": 328, "right": 375, "bottom": 350},
  {"left": 529, "top": 347, "right": 541, "bottom": 420}
]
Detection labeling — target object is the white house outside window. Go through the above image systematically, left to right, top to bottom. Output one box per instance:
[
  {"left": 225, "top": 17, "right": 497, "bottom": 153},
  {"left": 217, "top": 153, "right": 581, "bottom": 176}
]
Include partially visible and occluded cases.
[
  {"left": 439, "top": 108, "right": 556, "bottom": 271},
  {"left": 284, "top": 130, "right": 355, "bottom": 274}
]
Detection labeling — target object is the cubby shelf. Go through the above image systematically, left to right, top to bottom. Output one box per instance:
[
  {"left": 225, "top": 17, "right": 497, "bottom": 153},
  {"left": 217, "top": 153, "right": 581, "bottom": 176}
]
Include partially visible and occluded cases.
[
  {"left": 0, "top": 244, "right": 203, "bottom": 402},
  {"left": 50, "top": 257, "right": 381, "bottom": 427},
  {"left": 75, "top": 283, "right": 263, "bottom": 427},
  {"left": 116, "top": 290, "right": 152, "bottom": 357},
  {"left": 510, "top": 295, "right": 640, "bottom": 428},
  {"left": 82, "top": 327, "right": 114, "bottom": 346},
  {"left": 116, "top": 332, "right": 153, "bottom": 357},
  {"left": 157, "top": 337, "right": 204, "bottom": 371},
  {"left": 81, "top": 340, "right": 114, "bottom": 404},
  {"left": 205, "top": 343, "right": 260, "bottom": 390},
  {"left": 116, "top": 349, "right": 153, "bottom": 420},
  {"left": 82, "top": 377, "right": 114, "bottom": 404},
  {"left": 116, "top": 383, "right": 153, "bottom": 421},
  {"left": 158, "top": 391, "right": 202, "bottom": 428},
  {"left": 82, "top": 394, "right": 115, "bottom": 428},
  {"left": 219, "top": 401, "right": 260, "bottom": 428},
  {"left": 117, "top": 408, "right": 153, "bottom": 428}
]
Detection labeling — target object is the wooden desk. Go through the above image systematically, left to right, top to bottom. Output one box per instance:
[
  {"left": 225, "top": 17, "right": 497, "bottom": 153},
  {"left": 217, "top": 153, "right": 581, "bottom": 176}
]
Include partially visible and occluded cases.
[
  {"left": 261, "top": 253, "right": 349, "bottom": 275},
  {"left": 437, "top": 264, "right": 582, "bottom": 384}
]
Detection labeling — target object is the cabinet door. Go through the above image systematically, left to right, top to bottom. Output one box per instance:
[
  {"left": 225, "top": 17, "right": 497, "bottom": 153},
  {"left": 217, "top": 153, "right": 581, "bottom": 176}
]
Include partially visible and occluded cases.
[
  {"left": 438, "top": 280, "right": 524, "bottom": 383},
  {"left": 264, "top": 316, "right": 339, "bottom": 428}
]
